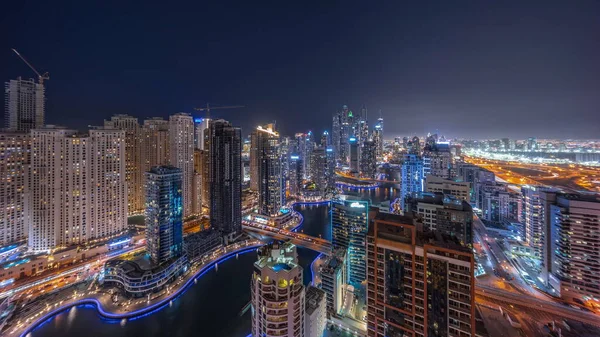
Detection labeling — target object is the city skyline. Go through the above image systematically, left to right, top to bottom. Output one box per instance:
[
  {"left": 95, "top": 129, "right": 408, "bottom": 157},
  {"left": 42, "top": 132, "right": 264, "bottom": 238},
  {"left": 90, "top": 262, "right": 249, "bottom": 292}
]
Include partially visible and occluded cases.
[{"left": 2, "top": 2, "right": 600, "bottom": 139}]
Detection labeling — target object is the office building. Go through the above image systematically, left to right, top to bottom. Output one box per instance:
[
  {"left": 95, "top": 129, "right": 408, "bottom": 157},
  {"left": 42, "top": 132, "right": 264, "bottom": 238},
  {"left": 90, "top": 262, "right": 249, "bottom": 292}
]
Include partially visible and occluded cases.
[
  {"left": 4, "top": 77, "right": 44, "bottom": 132},
  {"left": 169, "top": 113, "right": 195, "bottom": 217},
  {"left": 105, "top": 114, "right": 144, "bottom": 214},
  {"left": 142, "top": 118, "right": 170, "bottom": 172},
  {"left": 209, "top": 119, "right": 242, "bottom": 241},
  {"left": 253, "top": 124, "right": 285, "bottom": 216},
  {"left": 28, "top": 126, "right": 127, "bottom": 252},
  {"left": 0, "top": 132, "right": 30, "bottom": 245},
  {"left": 349, "top": 137, "right": 359, "bottom": 175},
  {"left": 360, "top": 139, "right": 377, "bottom": 179},
  {"left": 400, "top": 154, "right": 424, "bottom": 210},
  {"left": 145, "top": 166, "right": 183, "bottom": 265},
  {"left": 425, "top": 175, "right": 470, "bottom": 201},
  {"left": 404, "top": 192, "right": 473, "bottom": 247},
  {"left": 549, "top": 193, "right": 600, "bottom": 306},
  {"left": 331, "top": 196, "right": 370, "bottom": 284},
  {"left": 366, "top": 211, "right": 476, "bottom": 337},
  {"left": 251, "top": 242, "right": 305, "bottom": 337},
  {"left": 320, "top": 248, "right": 347, "bottom": 315},
  {"left": 305, "top": 286, "right": 326, "bottom": 337}
]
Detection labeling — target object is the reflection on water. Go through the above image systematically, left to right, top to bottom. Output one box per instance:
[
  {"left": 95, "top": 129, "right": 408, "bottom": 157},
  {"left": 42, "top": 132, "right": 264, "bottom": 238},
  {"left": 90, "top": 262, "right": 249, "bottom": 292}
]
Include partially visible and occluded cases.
[{"left": 32, "top": 187, "right": 392, "bottom": 337}]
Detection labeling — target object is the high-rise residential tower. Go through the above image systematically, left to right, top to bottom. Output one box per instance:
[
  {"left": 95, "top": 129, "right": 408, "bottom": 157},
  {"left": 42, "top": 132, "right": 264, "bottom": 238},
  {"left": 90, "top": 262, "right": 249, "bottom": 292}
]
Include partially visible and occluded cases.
[
  {"left": 4, "top": 77, "right": 45, "bottom": 132},
  {"left": 169, "top": 113, "right": 195, "bottom": 217},
  {"left": 105, "top": 114, "right": 144, "bottom": 214},
  {"left": 373, "top": 114, "right": 384, "bottom": 161},
  {"left": 142, "top": 117, "right": 170, "bottom": 173},
  {"left": 209, "top": 119, "right": 242, "bottom": 241},
  {"left": 254, "top": 124, "right": 285, "bottom": 216},
  {"left": 28, "top": 126, "right": 127, "bottom": 252},
  {"left": 0, "top": 132, "right": 30, "bottom": 245},
  {"left": 360, "top": 139, "right": 377, "bottom": 179},
  {"left": 400, "top": 154, "right": 424, "bottom": 210},
  {"left": 145, "top": 166, "right": 183, "bottom": 265},
  {"left": 331, "top": 196, "right": 371, "bottom": 285},
  {"left": 366, "top": 211, "right": 476, "bottom": 337},
  {"left": 251, "top": 242, "right": 305, "bottom": 337}
]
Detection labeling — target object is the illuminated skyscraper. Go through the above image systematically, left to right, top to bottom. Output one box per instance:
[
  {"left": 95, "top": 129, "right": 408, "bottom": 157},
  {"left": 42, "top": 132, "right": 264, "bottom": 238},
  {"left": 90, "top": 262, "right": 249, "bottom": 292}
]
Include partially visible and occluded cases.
[
  {"left": 4, "top": 77, "right": 44, "bottom": 132},
  {"left": 169, "top": 113, "right": 195, "bottom": 217},
  {"left": 105, "top": 114, "right": 144, "bottom": 214},
  {"left": 373, "top": 114, "right": 384, "bottom": 161},
  {"left": 142, "top": 117, "right": 170, "bottom": 172},
  {"left": 193, "top": 117, "right": 210, "bottom": 150},
  {"left": 209, "top": 119, "right": 242, "bottom": 241},
  {"left": 253, "top": 124, "right": 285, "bottom": 216},
  {"left": 29, "top": 126, "right": 127, "bottom": 252},
  {"left": 320, "top": 130, "right": 330, "bottom": 147},
  {"left": 304, "top": 131, "right": 314, "bottom": 179},
  {"left": 0, "top": 132, "right": 30, "bottom": 245},
  {"left": 349, "top": 137, "right": 359, "bottom": 175},
  {"left": 360, "top": 139, "right": 377, "bottom": 179},
  {"left": 422, "top": 141, "right": 453, "bottom": 179},
  {"left": 310, "top": 146, "right": 327, "bottom": 191},
  {"left": 325, "top": 147, "right": 335, "bottom": 188},
  {"left": 288, "top": 154, "right": 303, "bottom": 196},
  {"left": 400, "top": 154, "right": 424, "bottom": 210},
  {"left": 145, "top": 166, "right": 183, "bottom": 265},
  {"left": 549, "top": 193, "right": 600, "bottom": 306},
  {"left": 331, "top": 196, "right": 370, "bottom": 284},
  {"left": 366, "top": 211, "right": 476, "bottom": 337},
  {"left": 251, "top": 242, "right": 305, "bottom": 337}
]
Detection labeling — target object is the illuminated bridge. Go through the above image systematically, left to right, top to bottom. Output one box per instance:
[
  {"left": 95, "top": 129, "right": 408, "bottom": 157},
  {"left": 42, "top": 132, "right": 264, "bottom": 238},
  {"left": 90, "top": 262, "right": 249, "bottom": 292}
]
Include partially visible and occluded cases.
[{"left": 242, "top": 221, "right": 332, "bottom": 255}]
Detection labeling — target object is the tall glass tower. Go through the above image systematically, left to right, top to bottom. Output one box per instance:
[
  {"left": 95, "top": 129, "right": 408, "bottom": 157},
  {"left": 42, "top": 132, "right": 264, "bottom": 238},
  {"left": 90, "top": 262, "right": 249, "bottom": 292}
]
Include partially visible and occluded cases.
[{"left": 145, "top": 166, "right": 183, "bottom": 265}]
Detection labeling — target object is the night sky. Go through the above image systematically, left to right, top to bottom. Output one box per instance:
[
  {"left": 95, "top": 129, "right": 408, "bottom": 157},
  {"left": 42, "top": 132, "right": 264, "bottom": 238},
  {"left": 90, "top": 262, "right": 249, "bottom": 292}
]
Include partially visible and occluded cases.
[{"left": 2, "top": 1, "right": 599, "bottom": 139}]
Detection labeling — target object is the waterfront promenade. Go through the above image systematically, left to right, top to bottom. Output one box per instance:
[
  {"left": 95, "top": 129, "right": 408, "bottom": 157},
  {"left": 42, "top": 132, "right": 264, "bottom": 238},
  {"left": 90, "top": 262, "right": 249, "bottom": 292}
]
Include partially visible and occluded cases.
[{"left": 4, "top": 240, "right": 262, "bottom": 337}]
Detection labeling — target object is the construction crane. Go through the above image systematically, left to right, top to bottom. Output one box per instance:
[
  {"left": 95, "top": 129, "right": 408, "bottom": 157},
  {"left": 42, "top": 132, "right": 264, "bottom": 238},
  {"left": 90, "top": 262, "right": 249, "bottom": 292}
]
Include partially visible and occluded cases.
[
  {"left": 11, "top": 48, "right": 49, "bottom": 84},
  {"left": 194, "top": 104, "right": 245, "bottom": 119}
]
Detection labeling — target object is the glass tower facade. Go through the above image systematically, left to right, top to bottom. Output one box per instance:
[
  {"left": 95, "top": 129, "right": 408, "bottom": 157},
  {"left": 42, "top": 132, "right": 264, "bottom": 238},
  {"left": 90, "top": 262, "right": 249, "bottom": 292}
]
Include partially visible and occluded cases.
[
  {"left": 145, "top": 166, "right": 183, "bottom": 265},
  {"left": 331, "top": 196, "right": 370, "bottom": 285}
]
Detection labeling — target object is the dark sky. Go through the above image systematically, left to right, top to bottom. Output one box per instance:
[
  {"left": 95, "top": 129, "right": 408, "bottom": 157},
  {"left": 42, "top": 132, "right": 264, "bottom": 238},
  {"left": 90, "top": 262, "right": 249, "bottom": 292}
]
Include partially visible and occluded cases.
[{"left": 2, "top": 1, "right": 599, "bottom": 139}]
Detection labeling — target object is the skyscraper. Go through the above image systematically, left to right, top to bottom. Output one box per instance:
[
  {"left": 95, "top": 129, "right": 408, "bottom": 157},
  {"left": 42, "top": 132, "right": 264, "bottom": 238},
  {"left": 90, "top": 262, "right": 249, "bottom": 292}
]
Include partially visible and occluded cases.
[
  {"left": 4, "top": 77, "right": 44, "bottom": 132},
  {"left": 169, "top": 113, "right": 195, "bottom": 217},
  {"left": 105, "top": 114, "right": 144, "bottom": 214},
  {"left": 373, "top": 114, "right": 384, "bottom": 161},
  {"left": 142, "top": 117, "right": 170, "bottom": 173},
  {"left": 193, "top": 117, "right": 210, "bottom": 150},
  {"left": 209, "top": 119, "right": 242, "bottom": 241},
  {"left": 254, "top": 124, "right": 285, "bottom": 216},
  {"left": 29, "top": 126, "right": 127, "bottom": 252},
  {"left": 320, "top": 130, "right": 330, "bottom": 147},
  {"left": 0, "top": 132, "right": 30, "bottom": 245},
  {"left": 349, "top": 137, "right": 359, "bottom": 175},
  {"left": 360, "top": 139, "right": 377, "bottom": 179},
  {"left": 423, "top": 141, "right": 453, "bottom": 179},
  {"left": 310, "top": 146, "right": 327, "bottom": 191},
  {"left": 193, "top": 149, "right": 204, "bottom": 215},
  {"left": 288, "top": 154, "right": 303, "bottom": 196},
  {"left": 400, "top": 154, "right": 424, "bottom": 210},
  {"left": 145, "top": 166, "right": 183, "bottom": 265},
  {"left": 549, "top": 193, "right": 600, "bottom": 306},
  {"left": 331, "top": 196, "right": 370, "bottom": 285},
  {"left": 366, "top": 210, "right": 476, "bottom": 337},
  {"left": 251, "top": 242, "right": 305, "bottom": 337}
]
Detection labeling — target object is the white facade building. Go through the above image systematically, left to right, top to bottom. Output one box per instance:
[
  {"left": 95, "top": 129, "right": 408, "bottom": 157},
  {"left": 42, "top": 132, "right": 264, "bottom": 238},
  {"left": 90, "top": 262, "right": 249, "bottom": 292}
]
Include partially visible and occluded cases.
[
  {"left": 169, "top": 113, "right": 195, "bottom": 217},
  {"left": 28, "top": 126, "right": 127, "bottom": 252},
  {"left": 0, "top": 132, "right": 30, "bottom": 245},
  {"left": 305, "top": 286, "right": 326, "bottom": 337}
]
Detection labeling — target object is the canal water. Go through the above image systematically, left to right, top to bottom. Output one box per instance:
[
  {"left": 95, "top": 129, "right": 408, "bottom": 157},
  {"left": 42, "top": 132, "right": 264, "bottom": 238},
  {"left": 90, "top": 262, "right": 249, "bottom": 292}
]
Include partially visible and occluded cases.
[{"left": 30, "top": 187, "right": 397, "bottom": 337}]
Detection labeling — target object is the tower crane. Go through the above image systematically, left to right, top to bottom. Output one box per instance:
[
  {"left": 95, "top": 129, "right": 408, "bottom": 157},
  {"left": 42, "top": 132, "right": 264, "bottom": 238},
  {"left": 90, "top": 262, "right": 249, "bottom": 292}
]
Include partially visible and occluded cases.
[
  {"left": 11, "top": 48, "right": 49, "bottom": 85},
  {"left": 194, "top": 104, "right": 245, "bottom": 119}
]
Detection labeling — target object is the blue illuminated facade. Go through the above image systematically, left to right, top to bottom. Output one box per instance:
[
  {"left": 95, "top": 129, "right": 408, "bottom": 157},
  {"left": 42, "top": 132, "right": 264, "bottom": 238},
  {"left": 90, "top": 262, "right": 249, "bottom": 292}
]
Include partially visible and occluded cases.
[
  {"left": 401, "top": 154, "right": 424, "bottom": 211},
  {"left": 145, "top": 166, "right": 184, "bottom": 265},
  {"left": 331, "top": 196, "right": 370, "bottom": 285}
]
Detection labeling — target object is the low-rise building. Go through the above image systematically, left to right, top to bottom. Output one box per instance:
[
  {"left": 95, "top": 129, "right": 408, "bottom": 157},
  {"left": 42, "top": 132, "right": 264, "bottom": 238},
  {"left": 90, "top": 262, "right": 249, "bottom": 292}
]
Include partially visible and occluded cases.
[{"left": 425, "top": 175, "right": 470, "bottom": 201}]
